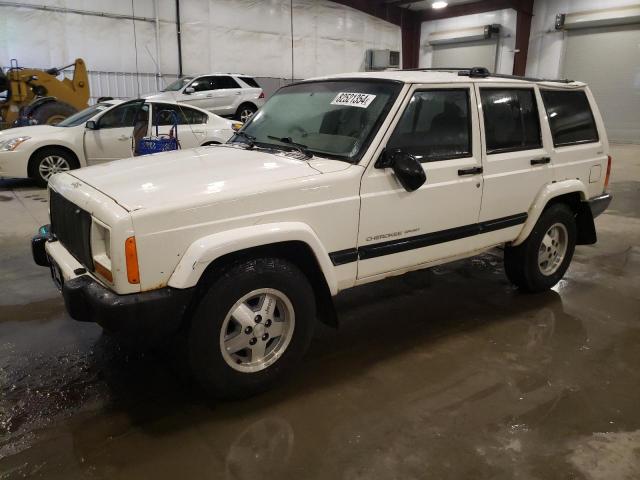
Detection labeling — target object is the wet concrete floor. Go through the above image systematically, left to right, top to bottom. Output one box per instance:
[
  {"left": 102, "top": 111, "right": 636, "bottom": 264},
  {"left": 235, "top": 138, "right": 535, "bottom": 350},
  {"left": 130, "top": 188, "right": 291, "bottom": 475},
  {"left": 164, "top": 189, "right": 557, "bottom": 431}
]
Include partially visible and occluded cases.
[{"left": 0, "top": 145, "right": 639, "bottom": 479}]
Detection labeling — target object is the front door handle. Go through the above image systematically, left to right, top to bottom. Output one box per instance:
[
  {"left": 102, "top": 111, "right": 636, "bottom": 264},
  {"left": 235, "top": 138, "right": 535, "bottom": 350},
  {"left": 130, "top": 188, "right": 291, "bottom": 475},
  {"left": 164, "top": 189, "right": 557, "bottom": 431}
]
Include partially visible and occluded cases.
[
  {"left": 235, "top": 91, "right": 241, "bottom": 95},
  {"left": 206, "top": 94, "right": 213, "bottom": 98},
  {"left": 118, "top": 135, "right": 130, "bottom": 141},
  {"left": 531, "top": 156, "right": 551, "bottom": 165},
  {"left": 458, "top": 166, "right": 483, "bottom": 176}
]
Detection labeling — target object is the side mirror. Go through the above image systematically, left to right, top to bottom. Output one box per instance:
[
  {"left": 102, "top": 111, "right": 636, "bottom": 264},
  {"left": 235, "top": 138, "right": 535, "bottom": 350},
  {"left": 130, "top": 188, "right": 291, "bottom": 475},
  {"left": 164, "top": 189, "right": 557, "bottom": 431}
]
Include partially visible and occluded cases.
[
  {"left": 184, "top": 86, "right": 195, "bottom": 94},
  {"left": 85, "top": 120, "right": 98, "bottom": 130},
  {"left": 376, "top": 149, "right": 425, "bottom": 192}
]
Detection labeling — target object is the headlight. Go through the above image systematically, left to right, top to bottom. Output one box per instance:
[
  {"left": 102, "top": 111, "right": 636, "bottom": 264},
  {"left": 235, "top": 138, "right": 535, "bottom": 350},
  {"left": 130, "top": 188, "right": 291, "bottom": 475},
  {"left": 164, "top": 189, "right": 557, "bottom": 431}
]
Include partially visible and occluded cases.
[{"left": 0, "top": 136, "right": 31, "bottom": 151}]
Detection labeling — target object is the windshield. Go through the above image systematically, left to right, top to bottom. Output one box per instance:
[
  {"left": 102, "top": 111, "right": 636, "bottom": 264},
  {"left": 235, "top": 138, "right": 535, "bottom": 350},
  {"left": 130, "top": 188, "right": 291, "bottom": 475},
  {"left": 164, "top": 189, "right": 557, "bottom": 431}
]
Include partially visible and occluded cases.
[
  {"left": 163, "top": 77, "right": 194, "bottom": 92},
  {"left": 230, "top": 80, "right": 402, "bottom": 162},
  {"left": 56, "top": 103, "right": 113, "bottom": 127}
]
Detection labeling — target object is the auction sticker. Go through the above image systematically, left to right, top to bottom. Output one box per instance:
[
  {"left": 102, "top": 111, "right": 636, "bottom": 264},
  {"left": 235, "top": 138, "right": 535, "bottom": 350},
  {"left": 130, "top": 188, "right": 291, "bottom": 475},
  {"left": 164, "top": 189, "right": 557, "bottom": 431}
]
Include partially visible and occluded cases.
[{"left": 331, "top": 92, "right": 376, "bottom": 108}]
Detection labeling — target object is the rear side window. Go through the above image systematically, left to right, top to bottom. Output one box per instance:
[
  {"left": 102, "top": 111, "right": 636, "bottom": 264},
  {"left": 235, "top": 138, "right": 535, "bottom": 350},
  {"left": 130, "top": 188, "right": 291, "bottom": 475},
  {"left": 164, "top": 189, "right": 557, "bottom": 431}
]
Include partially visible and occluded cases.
[
  {"left": 215, "top": 76, "right": 241, "bottom": 89},
  {"left": 239, "top": 77, "right": 261, "bottom": 89},
  {"left": 387, "top": 89, "right": 472, "bottom": 162},
  {"left": 481, "top": 89, "right": 542, "bottom": 154},
  {"left": 541, "top": 90, "right": 599, "bottom": 147},
  {"left": 182, "top": 107, "right": 208, "bottom": 124}
]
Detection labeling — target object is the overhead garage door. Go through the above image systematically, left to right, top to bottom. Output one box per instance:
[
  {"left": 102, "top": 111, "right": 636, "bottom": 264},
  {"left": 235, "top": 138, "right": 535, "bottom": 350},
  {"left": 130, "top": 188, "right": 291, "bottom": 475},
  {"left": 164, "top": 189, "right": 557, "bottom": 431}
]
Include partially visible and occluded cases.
[
  {"left": 563, "top": 25, "right": 640, "bottom": 144},
  {"left": 432, "top": 39, "right": 498, "bottom": 72}
]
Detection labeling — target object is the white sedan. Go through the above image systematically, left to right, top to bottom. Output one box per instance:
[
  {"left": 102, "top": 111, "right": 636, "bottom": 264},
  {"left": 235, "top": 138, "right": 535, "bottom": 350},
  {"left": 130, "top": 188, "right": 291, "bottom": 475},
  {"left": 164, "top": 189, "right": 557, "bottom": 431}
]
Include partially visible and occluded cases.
[{"left": 0, "top": 99, "right": 241, "bottom": 186}]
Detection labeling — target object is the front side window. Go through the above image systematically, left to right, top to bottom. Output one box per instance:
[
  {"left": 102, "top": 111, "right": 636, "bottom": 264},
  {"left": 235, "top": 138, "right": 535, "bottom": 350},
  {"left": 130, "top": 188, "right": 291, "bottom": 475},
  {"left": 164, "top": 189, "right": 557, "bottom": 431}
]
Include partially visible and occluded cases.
[
  {"left": 163, "top": 77, "right": 193, "bottom": 92},
  {"left": 190, "top": 77, "right": 215, "bottom": 92},
  {"left": 231, "top": 80, "right": 402, "bottom": 162},
  {"left": 387, "top": 89, "right": 471, "bottom": 162},
  {"left": 481, "top": 89, "right": 542, "bottom": 154},
  {"left": 541, "top": 90, "right": 599, "bottom": 147},
  {"left": 98, "top": 101, "right": 144, "bottom": 129}
]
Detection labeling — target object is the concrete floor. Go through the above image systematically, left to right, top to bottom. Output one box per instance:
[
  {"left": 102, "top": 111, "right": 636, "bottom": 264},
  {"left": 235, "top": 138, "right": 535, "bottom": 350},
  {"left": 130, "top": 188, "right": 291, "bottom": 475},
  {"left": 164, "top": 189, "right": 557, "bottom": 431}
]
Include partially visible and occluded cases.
[{"left": 0, "top": 145, "right": 639, "bottom": 479}]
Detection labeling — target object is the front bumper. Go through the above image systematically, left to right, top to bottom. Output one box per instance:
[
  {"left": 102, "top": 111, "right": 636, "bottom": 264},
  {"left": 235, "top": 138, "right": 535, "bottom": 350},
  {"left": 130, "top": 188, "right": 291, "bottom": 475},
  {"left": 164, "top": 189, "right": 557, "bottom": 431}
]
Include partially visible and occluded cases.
[
  {"left": 0, "top": 150, "right": 29, "bottom": 179},
  {"left": 588, "top": 193, "right": 612, "bottom": 218},
  {"left": 32, "top": 226, "right": 195, "bottom": 341}
]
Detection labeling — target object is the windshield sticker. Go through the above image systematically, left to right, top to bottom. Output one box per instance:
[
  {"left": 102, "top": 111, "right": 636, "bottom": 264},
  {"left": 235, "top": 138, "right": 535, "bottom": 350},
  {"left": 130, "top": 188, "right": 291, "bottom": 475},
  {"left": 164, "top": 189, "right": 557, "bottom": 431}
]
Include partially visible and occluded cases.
[{"left": 331, "top": 92, "right": 377, "bottom": 108}]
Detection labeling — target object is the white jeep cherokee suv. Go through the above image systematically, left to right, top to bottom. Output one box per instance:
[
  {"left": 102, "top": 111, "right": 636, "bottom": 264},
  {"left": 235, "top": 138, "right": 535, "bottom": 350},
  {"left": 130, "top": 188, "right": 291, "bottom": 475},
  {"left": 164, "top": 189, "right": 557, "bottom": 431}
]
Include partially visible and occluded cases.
[
  {"left": 32, "top": 67, "right": 612, "bottom": 398},
  {"left": 145, "top": 74, "right": 265, "bottom": 122}
]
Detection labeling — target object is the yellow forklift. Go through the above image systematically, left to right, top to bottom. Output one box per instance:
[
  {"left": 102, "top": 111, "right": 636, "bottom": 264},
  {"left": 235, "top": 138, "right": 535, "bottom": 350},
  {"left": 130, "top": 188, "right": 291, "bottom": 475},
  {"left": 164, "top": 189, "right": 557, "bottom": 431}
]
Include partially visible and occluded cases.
[{"left": 0, "top": 58, "right": 90, "bottom": 129}]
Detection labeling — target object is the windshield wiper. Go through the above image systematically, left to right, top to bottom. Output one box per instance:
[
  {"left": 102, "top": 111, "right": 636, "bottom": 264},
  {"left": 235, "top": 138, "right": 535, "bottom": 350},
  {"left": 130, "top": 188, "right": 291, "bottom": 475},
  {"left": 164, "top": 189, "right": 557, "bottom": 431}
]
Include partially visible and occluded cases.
[
  {"left": 233, "top": 130, "right": 256, "bottom": 149},
  {"left": 267, "top": 135, "right": 312, "bottom": 158}
]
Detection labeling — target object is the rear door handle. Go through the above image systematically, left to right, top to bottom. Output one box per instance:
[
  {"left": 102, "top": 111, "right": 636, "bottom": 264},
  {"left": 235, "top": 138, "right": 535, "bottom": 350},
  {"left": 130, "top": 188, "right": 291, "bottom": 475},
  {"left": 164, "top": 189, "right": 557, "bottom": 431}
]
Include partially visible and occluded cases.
[
  {"left": 206, "top": 94, "right": 213, "bottom": 98},
  {"left": 118, "top": 135, "right": 130, "bottom": 141},
  {"left": 531, "top": 156, "right": 551, "bottom": 165},
  {"left": 458, "top": 166, "right": 483, "bottom": 176}
]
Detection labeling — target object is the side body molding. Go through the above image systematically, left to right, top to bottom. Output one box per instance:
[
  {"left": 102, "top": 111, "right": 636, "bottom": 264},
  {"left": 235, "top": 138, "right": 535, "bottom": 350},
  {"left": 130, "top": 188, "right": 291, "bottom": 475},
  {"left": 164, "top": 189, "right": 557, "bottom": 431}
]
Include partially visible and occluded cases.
[
  {"left": 512, "top": 179, "right": 588, "bottom": 246},
  {"left": 167, "top": 222, "right": 339, "bottom": 295}
]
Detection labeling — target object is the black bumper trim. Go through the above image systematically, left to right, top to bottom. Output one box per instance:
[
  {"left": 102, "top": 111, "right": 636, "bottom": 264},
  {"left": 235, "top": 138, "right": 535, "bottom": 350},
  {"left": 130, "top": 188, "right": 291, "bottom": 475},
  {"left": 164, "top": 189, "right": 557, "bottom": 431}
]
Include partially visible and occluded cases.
[
  {"left": 588, "top": 193, "right": 612, "bottom": 218},
  {"left": 62, "top": 275, "right": 195, "bottom": 341}
]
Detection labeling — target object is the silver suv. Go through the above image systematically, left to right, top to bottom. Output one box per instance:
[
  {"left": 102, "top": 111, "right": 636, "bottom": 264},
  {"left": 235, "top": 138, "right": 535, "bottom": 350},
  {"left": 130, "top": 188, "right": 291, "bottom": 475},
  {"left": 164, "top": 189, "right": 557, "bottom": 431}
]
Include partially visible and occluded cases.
[{"left": 145, "top": 73, "right": 265, "bottom": 122}]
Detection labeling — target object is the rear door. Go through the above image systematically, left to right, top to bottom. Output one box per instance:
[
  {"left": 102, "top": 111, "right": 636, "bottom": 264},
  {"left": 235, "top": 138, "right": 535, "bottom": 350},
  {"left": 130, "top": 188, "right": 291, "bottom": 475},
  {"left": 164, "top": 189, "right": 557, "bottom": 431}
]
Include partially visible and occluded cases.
[
  {"left": 210, "top": 76, "right": 243, "bottom": 115},
  {"left": 357, "top": 84, "right": 484, "bottom": 279},
  {"left": 475, "top": 84, "right": 553, "bottom": 242},
  {"left": 84, "top": 100, "right": 144, "bottom": 163},
  {"left": 152, "top": 103, "right": 204, "bottom": 148}
]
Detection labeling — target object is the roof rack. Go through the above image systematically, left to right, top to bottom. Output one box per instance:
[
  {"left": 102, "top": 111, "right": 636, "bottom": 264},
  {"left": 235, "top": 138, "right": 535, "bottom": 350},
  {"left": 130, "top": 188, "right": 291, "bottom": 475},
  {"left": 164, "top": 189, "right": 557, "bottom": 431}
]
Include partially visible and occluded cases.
[{"left": 396, "top": 66, "right": 575, "bottom": 84}]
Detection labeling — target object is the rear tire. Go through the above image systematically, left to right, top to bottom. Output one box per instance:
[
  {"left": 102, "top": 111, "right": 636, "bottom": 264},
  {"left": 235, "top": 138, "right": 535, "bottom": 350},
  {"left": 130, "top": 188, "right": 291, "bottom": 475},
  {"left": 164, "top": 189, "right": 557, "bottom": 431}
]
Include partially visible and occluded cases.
[
  {"left": 31, "top": 101, "right": 77, "bottom": 125},
  {"left": 235, "top": 103, "right": 257, "bottom": 123},
  {"left": 29, "top": 147, "right": 79, "bottom": 188},
  {"left": 504, "top": 203, "right": 576, "bottom": 293},
  {"left": 188, "top": 257, "right": 316, "bottom": 399}
]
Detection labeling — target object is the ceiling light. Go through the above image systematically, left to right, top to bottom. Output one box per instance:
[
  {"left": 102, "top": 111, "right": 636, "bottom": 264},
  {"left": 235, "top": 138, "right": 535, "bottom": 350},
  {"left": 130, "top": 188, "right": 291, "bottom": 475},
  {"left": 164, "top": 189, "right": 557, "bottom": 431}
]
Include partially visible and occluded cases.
[{"left": 432, "top": 1, "right": 448, "bottom": 9}]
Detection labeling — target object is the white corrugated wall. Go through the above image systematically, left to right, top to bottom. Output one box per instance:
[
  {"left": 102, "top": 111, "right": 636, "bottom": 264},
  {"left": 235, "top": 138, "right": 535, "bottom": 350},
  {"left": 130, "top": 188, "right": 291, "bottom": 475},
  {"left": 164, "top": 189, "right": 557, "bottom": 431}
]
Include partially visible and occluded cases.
[{"left": 0, "top": 0, "right": 401, "bottom": 102}]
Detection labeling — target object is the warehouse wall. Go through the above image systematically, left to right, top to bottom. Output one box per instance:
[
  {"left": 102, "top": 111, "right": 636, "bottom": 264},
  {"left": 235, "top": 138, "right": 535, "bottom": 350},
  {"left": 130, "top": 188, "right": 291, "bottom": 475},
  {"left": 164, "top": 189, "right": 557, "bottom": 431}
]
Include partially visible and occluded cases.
[
  {"left": 0, "top": 0, "right": 400, "bottom": 100},
  {"left": 525, "top": 0, "right": 639, "bottom": 78},
  {"left": 418, "top": 9, "right": 517, "bottom": 74}
]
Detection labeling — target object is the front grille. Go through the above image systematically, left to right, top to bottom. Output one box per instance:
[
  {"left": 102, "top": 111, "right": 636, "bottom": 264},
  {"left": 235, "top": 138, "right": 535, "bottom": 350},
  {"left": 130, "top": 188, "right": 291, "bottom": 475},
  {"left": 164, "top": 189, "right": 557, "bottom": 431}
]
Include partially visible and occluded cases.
[{"left": 50, "top": 189, "right": 94, "bottom": 270}]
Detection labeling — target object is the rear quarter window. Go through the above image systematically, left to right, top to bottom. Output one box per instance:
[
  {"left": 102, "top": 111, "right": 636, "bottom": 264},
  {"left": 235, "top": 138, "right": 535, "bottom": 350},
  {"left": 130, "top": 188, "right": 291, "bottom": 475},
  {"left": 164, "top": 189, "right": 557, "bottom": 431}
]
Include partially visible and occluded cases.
[
  {"left": 239, "top": 77, "right": 261, "bottom": 89},
  {"left": 541, "top": 90, "right": 599, "bottom": 147}
]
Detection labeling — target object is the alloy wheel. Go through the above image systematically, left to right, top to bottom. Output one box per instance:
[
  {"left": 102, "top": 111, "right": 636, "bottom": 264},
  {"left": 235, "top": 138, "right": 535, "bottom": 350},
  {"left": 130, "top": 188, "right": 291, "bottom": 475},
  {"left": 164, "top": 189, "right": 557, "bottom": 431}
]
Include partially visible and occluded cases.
[{"left": 219, "top": 288, "right": 295, "bottom": 373}]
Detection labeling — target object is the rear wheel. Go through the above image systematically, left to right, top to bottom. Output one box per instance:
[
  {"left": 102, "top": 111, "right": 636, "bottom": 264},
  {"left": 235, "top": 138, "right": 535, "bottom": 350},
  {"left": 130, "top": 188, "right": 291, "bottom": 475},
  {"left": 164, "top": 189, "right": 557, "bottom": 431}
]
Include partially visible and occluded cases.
[
  {"left": 31, "top": 101, "right": 77, "bottom": 125},
  {"left": 235, "top": 103, "right": 257, "bottom": 123},
  {"left": 29, "top": 147, "right": 79, "bottom": 187},
  {"left": 504, "top": 203, "right": 576, "bottom": 292},
  {"left": 188, "top": 257, "right": 316, "bottom": 399}
]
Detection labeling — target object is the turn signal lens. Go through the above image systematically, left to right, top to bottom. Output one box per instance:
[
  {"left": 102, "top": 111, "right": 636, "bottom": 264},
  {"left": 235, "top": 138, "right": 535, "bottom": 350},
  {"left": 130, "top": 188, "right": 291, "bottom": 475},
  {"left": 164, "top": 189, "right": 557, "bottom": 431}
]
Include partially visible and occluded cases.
[
  {"left": 232, "top": 122, "right": 243, "bottom": 131},
  {"left": 604, "top": 155, "right": 612, "bottom": 190},
  {"left": 125, "top": 236, "right": 140, "bottom": 284},
  {"left": 94, "top": 260, "right": 113, "bottom": 283}
]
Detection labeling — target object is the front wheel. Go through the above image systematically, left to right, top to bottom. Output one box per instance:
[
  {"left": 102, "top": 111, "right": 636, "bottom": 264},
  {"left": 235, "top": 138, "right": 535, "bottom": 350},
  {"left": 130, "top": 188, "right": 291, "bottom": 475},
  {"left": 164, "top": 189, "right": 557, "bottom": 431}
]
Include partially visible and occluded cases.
[
  {"left": 29, "top": 148, "right": 79, "bottom": 188},
  {"left": 504, "top": 203, "right": 577, "bottom": 293},
  {"left": 188, "top": 257, "right": 316, "bottom": 399}
]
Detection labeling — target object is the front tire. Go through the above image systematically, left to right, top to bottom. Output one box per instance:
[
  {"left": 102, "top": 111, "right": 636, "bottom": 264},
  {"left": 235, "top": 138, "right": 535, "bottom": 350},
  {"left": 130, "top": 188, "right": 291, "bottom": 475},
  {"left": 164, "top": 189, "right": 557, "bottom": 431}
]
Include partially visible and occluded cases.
[
  {"left": 29, "top": 147, "right": 79, "bottom": 188},
  {"left": 504, "top": 203, "right": 577, "bottom": 293},
  {"left": 188, "top": 257, "right": 316, "bottom": 399}
]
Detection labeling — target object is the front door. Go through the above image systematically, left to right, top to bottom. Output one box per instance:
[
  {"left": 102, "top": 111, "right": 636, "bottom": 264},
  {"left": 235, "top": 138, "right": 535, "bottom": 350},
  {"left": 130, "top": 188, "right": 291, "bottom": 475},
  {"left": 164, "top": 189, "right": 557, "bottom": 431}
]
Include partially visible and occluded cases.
[
  {"left": 357, "top": 85, "right": 484, "bottom": 279},
  {"left": 84, "top": 100, "right": 145, "bottom": 163}
]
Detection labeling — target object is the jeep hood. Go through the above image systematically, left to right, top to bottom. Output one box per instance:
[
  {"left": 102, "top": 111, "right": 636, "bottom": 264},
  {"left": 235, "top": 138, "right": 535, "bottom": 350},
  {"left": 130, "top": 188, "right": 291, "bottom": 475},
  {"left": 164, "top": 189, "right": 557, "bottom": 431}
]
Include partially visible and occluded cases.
[{"left": 68, "top": 146, "right": 323, "bottom": 212}]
